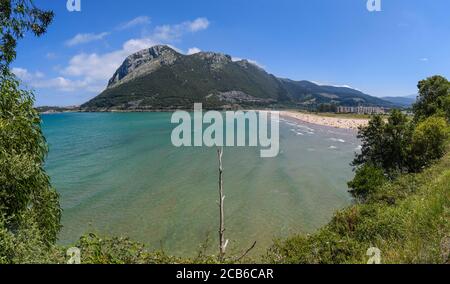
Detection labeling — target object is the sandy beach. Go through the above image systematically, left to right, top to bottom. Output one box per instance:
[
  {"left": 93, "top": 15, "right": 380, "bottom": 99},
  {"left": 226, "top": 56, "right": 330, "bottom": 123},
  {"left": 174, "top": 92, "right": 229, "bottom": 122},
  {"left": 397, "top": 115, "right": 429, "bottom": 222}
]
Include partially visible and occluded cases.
[{"left": 280, "top": 111, "right": 369, "bottom": 130}]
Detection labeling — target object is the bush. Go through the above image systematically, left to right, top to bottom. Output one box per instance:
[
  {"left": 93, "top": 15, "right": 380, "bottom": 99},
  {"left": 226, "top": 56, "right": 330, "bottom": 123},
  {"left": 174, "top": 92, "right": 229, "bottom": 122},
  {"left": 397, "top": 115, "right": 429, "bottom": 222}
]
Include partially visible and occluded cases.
[
  {"left": 442, "top": 95, "right": 450, "bottom": 122},
  {"left": 410, "top": 116, "right": 449, "bottom": 171},
  {"left": 348, "top": 165, "right": 387, "bottom": 202},
  {"left": 0, "top": 213, "right": 65, "bottom": 264},
  {"left": 267, "top": 229, "right": 364, "bottom": 264}
]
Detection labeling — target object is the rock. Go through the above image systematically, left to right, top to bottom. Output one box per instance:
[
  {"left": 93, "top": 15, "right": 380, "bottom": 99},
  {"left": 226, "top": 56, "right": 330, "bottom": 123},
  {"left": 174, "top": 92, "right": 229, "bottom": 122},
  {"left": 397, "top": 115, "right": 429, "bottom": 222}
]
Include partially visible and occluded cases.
[{"left": 108, "top": 45, "right": 179, "bottom": 88}]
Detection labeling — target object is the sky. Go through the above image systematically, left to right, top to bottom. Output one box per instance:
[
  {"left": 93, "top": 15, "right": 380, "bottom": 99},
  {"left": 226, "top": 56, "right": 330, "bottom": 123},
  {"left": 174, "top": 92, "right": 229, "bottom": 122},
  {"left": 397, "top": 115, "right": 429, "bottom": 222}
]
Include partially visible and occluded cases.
[{"left": 11, "top": 0, "right": 450, "bottom": 106}]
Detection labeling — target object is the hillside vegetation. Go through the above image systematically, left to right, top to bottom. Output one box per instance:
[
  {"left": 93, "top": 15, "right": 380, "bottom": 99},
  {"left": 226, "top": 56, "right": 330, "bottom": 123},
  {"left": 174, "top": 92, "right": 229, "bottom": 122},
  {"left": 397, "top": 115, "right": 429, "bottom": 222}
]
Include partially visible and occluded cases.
[
  {"left": 82, "top": 45, "right": 393, "bottom": 111},
  {"left": 3, "top": 149, "right": 448, "bottom": 264},
  {"left": 267, "top": 149, "right": 450, "bottom": 264}
]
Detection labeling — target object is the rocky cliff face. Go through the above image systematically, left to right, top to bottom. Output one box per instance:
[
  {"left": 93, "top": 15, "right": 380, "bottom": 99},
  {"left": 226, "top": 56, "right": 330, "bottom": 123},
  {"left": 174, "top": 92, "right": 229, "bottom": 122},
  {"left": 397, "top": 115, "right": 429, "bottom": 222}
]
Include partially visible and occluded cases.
[
  {"left": 107, "top": 45, "right": 179, "bottom": 88},
  {"left": 192, "top": 52, "right": 233, "bottom": 70}
]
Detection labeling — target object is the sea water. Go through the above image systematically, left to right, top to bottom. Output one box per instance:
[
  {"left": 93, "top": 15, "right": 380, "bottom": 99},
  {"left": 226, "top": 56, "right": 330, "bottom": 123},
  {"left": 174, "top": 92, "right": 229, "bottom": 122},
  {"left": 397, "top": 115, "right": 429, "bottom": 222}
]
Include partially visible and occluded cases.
[{"left": 42, "top": 112, "right": 359, "bottom": 256}]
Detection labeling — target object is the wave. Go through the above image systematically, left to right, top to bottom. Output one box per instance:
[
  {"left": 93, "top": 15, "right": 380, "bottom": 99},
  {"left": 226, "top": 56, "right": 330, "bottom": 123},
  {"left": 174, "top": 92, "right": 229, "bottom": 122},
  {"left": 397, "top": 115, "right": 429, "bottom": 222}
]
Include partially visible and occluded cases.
[{"left": 329, "top": 138, "right": 346, "bottom": 143}]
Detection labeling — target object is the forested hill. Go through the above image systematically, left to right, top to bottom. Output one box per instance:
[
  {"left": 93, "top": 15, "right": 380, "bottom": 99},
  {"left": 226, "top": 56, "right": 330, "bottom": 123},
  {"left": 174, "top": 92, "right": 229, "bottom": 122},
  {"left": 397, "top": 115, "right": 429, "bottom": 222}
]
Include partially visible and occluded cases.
[{"left": 82, "top": 45, "right": 394, "bottom": 111}]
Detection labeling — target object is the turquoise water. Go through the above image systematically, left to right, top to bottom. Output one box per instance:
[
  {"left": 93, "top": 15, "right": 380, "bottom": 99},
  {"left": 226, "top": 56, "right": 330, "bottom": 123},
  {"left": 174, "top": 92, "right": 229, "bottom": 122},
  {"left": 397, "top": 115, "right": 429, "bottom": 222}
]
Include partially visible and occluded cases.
[{"left": 42, "top": 112, "right": 359, "bottom": 256}]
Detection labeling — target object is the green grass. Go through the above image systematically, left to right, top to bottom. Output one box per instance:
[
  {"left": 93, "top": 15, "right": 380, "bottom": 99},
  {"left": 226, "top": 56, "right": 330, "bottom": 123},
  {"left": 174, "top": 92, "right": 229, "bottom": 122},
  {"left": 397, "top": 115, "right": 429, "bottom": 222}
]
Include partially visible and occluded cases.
[{"left": 266, "top": 150, "right": 450, "bottom": 264}]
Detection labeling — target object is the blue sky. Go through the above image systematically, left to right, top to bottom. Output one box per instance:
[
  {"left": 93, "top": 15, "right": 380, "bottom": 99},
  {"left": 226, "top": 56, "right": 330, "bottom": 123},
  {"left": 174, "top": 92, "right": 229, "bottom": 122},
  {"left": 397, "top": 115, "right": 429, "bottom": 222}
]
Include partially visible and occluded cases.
[{"left": 12, "top": 0, "right": 450, "bottom": 106}]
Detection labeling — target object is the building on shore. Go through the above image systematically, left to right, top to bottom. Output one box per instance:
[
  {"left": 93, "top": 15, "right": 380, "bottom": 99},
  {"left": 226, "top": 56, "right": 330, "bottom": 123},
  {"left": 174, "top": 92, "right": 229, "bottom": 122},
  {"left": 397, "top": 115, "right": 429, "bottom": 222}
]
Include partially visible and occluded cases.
[{"left": 336, "top": 106, "right": 385, "bottom": 114}]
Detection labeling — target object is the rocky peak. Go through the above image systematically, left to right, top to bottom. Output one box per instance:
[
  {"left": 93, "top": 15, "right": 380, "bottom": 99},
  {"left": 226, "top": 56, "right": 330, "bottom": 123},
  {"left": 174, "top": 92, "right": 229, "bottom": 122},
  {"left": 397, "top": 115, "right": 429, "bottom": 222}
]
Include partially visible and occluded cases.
[
  {"left": 107, "top": 45, "right": 179, "bottom": 88},
  {"left": 132, "top": 45, "right": 178, "bottom": 62},
  {"left": 193, "top": 51, "right": 232, "bottom": 70},
  {"left": 194, "top": 51, "right": 232, "bottom": 62}
]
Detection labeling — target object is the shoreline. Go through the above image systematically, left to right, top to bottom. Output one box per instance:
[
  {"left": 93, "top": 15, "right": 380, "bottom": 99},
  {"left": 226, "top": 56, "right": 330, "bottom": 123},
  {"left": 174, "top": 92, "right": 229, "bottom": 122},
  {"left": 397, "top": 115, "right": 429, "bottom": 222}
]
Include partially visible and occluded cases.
[
  {"left": 40, "top": 109, "right": 370, "bottom": 130},
  {"left": 280, "top": 111, "right": 369, "bottom": 130}
]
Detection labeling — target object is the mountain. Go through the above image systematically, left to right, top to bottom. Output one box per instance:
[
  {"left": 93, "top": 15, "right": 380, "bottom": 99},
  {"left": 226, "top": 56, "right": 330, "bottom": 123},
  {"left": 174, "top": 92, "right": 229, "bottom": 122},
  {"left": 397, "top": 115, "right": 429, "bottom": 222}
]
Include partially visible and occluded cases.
[
  {"left": 82, "top": 45, "right": 394, "bottom": 111},
  {"left": 381, "top": 94, "right": 417, "bottom": 108}
]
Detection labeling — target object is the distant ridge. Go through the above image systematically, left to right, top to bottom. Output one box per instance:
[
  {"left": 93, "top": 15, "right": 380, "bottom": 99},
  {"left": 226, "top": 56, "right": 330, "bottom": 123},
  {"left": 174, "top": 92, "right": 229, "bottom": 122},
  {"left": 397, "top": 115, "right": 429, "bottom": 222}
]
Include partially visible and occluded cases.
[
  {"left": 82, "top": 45, "right": 395, "bottom": 111},
  {"left": 382, "top": 94, "right": 417, "bottom": 107}
]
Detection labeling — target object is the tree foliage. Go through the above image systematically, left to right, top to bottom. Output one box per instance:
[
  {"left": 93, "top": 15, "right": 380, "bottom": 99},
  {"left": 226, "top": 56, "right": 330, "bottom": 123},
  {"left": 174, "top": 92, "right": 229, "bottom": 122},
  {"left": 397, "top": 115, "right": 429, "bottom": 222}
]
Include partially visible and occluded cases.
[
  {"left": 0, "top": 0, "right": 59, "bottom": 263},
  {"left": 1, "top": 0, "right": 54, "bottom": 73},
  {"left": 0, "top": 73, "right": 61, "bottom": 244},
  {"left": 413, "top": 75, "right": 450, "bottom": 122},
  {"left": 350, "top": 76, "right": 450, "bottom": 201},
  {"left": 353, "top": 110, "right": 413, "bottom": 178},
  {"left": 410, "top": 116, "right": 449, "bottom": 170}
]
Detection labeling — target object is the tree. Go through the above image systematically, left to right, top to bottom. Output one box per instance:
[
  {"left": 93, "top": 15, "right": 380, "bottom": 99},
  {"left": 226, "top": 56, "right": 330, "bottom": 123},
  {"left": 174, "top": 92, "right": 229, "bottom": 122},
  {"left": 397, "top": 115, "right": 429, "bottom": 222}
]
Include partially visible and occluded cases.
[
  {"left": 1, "top": 0, "right": 59, "bottom": 261},
  {"left": 1, "top": 0, "right": 54, "bottom": 73},
  {"left": 1, "top": 75, "right": 61, "bottom": 241},
  {"left": 350, "top": 76, "right": 450, "bottom": 203},
  {"left": 413, "top": 76, "right": 450, "bottom": 122},
  {"left": 441, "top": 95, "right": 450, "bottom": 122},
  {"left": 381, "top": 109, "right": 413, "bottom": 175},
  {"left": 353, "top": 110, "right": 413, "bottom": 178},
  {"left": 349, "top": 111, "right": 411, "bottom": 202},
  {"left": 352, "top": 114, "right": 385, "bottom": 168}
]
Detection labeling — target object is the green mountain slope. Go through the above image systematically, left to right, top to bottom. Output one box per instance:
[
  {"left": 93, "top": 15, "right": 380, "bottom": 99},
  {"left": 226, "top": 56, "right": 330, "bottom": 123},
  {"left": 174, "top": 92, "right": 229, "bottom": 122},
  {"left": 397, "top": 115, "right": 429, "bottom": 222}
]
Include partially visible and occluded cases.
[{"left": 82, "top": 45, "right": 394, "bottom": 111}]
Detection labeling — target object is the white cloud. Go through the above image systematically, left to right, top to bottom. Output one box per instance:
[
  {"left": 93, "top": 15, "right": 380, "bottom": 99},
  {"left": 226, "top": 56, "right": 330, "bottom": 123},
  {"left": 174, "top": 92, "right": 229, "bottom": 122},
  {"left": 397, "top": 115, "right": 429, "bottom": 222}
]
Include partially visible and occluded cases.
[
  {"left": 117, "top": 16, "right": 151, "bottom": 30},
  {"left": 153, "top": 17, "right": 210, "bottom": 41},
  {"left": 30, "top": 18, "right": 209, "bottom": 94},
  {"left": 59, "top": 18, "right": 209, "bottom": 92},
  {"left": 187, "top": 18, "right": 210, "bottom": 32},
  {"left": 65, "top": 32, "right": 110, "bottom": 47},
  {"left": 62, "top": 37, "right": 160, "bottom": 84},
  {"left": 122, "top": 38, "right": 159, "bottom": 54},
  {"left": 187, "top": 47, "right": 202, "bottom": 55},
  {"left": 63, "top": 53, "right": 121, "bottom": 81},
  {"left": 231, "top": 57, "right": 265, "bottom": 69},
  {"left": 419, "top": 58, "right": 429, "bottom": 62},
  {"left": 12, "top": 67, "right": 44, "bottom": 81},
  {"left": 13, "top": 67, "right": 103, "bottom": 93},
  {"left": 33, "top": 77, "right": 88, "bottom": 92},
  {"left": 310, "top": 80, "right": 361, "bottom": 91},
  {"left": 318, "top": 82, "right": 362, "bottom": 91}
]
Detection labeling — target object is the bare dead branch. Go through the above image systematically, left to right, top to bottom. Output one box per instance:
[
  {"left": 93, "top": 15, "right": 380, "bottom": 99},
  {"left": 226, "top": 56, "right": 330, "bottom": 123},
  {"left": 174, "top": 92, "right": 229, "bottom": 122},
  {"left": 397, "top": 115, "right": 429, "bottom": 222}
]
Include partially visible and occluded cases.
[
  {"left": 217, "top": 147, "right": 228, "bottom": 260},
  {"left": 235, "top": 241, "right": 257, "bottom": 262}
]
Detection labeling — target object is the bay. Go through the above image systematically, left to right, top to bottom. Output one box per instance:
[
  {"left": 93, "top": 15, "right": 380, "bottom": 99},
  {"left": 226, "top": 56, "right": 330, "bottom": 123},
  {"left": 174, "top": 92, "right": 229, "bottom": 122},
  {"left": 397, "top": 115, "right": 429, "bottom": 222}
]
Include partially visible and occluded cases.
[{"left": 42, "top": 112, "right": 359, "bottom": 256}]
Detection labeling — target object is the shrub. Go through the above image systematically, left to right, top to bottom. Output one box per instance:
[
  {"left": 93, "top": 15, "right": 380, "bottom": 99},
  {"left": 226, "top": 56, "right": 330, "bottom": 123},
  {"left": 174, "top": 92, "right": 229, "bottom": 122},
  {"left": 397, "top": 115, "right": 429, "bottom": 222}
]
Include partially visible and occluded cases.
[
  {"left": 409, "top": 116, "right": 449, "bottom": 171},
  {"left": 348, "top": 165, "right": 387, "bottom": 202}
]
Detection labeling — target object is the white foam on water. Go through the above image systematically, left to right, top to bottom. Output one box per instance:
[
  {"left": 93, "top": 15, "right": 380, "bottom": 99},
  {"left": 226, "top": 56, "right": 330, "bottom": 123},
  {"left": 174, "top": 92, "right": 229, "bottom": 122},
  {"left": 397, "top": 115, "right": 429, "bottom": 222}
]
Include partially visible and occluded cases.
[{"left": 329, "top": 138, "right": 346, "bottom": 143}]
